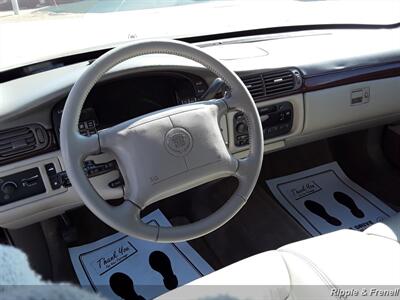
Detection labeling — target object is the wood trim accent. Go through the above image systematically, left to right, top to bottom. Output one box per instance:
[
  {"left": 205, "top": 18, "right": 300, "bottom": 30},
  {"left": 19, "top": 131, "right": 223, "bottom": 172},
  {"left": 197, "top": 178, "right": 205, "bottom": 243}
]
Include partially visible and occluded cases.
[{"left": 303, "top": 61, "right": 400, "bottom": 92}]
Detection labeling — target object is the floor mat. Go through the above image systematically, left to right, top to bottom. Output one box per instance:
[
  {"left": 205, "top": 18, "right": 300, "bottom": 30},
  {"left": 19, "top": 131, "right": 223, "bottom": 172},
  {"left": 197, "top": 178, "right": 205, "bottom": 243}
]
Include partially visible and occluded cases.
[
  {"left": 266, "top": 162, "right": 396, "bottom": 236},
  {"left": 68, "top": 209, "right": 213, "bottom": 299}
]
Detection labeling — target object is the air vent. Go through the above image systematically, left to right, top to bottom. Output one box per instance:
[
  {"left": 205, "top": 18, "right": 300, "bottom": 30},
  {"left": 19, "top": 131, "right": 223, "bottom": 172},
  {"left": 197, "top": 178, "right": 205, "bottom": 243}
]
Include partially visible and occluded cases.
[
  {"left": 241, "top": 69, "right": 302, "bottom": 101},
  {"left": 0, "top": 125, "right": 49, "bottom": 161}
]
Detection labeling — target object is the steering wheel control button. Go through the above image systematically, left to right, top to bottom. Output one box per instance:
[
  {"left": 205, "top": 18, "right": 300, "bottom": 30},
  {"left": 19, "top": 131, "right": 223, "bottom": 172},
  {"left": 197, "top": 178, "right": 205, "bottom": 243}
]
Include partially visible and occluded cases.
[
  {"left": 164, "top": 128, "right": 193, "bottom": 157},
  {"left": 54, "top": 160, "right": 118, "bottom": 188},
  {"left": 109, "top": 177, "right": 124, "bottom": 188}
]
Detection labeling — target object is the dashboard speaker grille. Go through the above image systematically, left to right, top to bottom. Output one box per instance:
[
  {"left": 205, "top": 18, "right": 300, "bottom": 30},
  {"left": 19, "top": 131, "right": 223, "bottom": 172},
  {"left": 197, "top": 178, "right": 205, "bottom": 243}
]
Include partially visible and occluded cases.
[
  {"left": 241, "top": 69, "right": 302, "bottom": 101},
  {"left": 0, "top": 125, "right": 49, "bottom": 160}
]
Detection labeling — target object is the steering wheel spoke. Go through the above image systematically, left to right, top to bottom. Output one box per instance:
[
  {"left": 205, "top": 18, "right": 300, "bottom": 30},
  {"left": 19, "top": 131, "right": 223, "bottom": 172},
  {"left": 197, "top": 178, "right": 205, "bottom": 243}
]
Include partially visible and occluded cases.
[
  {"left": 222, "top": 88, "right": 248, "bottom": 110},
  {"left": 65, "top": 132, "right": 101, "bottom": 162},
  {"left": 78, "top": 133, "right": 101, "bottom": 155},
  {"left": 103, "top": 200, "right": 161, "bottom": 240}
]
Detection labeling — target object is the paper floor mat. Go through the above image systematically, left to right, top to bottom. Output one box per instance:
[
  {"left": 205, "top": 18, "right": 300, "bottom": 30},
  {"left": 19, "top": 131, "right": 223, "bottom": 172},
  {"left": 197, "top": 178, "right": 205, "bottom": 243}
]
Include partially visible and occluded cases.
[
  {"left": 266, "top": 162, "right": 396, "bottom": 236},
  {"left": 69, "top": 209, "right": 213, "bottom": 299}
]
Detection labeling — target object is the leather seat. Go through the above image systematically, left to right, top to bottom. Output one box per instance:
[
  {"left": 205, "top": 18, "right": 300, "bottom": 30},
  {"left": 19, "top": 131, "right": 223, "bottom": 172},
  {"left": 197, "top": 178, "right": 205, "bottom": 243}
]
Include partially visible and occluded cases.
[{"left": 159, "top": 213, "right": 400, "bottom": 300}]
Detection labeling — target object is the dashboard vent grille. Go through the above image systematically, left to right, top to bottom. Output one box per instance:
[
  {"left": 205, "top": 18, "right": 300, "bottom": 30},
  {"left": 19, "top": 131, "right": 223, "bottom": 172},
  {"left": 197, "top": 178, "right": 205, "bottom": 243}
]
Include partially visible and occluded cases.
[
  {"left": 241, "top": 69, "right": 302, "bottom": 101},
  {"left": 263, "top": 71, "right": 295, "bottom": 96},
  {"left": 241, "top": 74, "right": 265, "bottom": 100},
  {"left": 0, "top": 125, "right": 49, "bottom": 160}
]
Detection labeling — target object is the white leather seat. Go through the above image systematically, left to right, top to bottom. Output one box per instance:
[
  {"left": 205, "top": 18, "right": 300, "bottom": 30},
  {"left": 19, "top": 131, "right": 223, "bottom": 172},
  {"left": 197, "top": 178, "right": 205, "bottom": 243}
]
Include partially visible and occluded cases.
[{"left": 159, "top": 213, "right": 400, "bottom": 300}]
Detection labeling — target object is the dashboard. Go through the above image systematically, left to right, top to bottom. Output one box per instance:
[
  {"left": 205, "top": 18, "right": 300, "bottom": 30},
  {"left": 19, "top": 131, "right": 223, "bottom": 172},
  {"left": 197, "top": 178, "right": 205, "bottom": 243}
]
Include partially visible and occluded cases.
[{"left": 0, "top": 27, "right": 400, "bottom": 229}]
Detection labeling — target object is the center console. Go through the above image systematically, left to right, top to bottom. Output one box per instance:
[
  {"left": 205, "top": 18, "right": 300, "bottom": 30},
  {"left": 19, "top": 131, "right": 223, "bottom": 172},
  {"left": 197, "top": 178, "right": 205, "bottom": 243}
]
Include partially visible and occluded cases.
[{"left": 233, "top": 101, "right": 294, "bottom": 146}]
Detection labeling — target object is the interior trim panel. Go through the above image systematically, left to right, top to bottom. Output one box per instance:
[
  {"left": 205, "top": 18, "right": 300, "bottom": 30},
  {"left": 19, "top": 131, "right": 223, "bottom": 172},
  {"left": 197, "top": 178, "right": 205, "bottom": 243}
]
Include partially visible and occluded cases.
[
  {"left": 303, "top": 61, "right": 400, "bottom": 92},
  {"left": 303, "top": 77, "right": 400, "bottom": 134},
  {"left": 0, "top": 152, "right": 123, "bottom": 228}
]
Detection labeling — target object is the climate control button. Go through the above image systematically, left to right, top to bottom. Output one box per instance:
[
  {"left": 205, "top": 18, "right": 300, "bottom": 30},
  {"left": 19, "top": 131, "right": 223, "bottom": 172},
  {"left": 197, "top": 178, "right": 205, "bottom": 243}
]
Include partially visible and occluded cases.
[{"left": 236, "top": 122, "right": 248, "bottom": 134}]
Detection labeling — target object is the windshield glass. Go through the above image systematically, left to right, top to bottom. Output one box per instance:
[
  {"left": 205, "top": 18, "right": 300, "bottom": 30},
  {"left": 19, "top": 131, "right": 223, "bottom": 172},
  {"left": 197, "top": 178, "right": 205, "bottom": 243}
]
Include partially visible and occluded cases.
[{"left": 1, "top": 0, "right": 399, "bottom": 71}]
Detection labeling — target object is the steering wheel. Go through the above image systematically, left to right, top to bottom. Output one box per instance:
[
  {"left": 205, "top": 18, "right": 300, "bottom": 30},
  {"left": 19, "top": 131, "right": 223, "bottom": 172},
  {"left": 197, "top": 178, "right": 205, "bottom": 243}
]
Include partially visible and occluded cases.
[{"left": 60, "top": 40, "right": 264, "bottom": 242}]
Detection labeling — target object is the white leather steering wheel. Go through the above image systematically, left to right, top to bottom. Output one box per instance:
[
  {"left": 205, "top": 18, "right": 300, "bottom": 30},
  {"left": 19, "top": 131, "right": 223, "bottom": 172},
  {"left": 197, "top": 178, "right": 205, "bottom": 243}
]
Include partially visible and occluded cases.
[{"left": 60, "top": 40, "right": 264, "bottom": 242}]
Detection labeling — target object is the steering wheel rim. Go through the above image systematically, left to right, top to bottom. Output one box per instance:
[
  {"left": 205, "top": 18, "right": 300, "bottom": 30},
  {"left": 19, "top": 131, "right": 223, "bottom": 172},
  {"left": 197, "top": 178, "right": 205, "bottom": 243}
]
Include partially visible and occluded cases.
[{"left": 60, "top": 40, "right": 264, "bottom": 243}]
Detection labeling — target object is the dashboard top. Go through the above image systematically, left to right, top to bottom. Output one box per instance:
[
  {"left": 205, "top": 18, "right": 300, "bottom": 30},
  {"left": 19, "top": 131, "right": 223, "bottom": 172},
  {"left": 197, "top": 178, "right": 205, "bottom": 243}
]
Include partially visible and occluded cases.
[
  {"left": 1, "top": 27, "right": 400, "bottom": 128},
  {"left": 203, "top": 28, "right": 400, "bottom": 76}
]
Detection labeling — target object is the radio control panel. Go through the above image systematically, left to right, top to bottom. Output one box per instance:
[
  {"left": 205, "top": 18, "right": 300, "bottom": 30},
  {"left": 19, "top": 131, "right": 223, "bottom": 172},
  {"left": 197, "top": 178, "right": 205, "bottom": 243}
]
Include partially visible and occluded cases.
[{"left": 233, "top": 102, "right": 294, "bottom": 147}]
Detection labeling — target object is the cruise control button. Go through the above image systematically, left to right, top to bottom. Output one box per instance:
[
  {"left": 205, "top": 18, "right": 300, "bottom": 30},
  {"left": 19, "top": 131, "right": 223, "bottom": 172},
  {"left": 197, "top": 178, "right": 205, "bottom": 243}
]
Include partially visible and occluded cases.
[{"left": 109, "top": 178, "right": 124, "bottom": 188}]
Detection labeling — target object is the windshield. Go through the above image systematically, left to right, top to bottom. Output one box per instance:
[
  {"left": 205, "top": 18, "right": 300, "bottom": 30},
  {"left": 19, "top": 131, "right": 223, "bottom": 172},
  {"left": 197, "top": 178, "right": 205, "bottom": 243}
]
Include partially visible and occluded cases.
[{"left": 1, "top": 0, "right": 399, "bottom": 71}]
